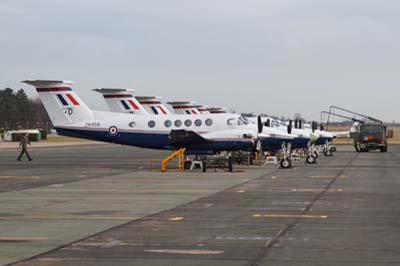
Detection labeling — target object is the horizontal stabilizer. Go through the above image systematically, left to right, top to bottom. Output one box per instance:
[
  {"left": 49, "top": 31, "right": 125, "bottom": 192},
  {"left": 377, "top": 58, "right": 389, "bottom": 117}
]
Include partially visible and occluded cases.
[
  {"left": 22, "top": 80, "right": 73, "bottom": 87},
  {"left": 93, "top": 88, "right": 135, "bottom": 94}
]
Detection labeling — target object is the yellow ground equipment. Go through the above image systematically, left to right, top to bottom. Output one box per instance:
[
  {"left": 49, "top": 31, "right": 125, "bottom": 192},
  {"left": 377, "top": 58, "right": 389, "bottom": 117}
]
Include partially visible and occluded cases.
[{"left": 160, "top": 148, "right": 186, "bottom": 172}]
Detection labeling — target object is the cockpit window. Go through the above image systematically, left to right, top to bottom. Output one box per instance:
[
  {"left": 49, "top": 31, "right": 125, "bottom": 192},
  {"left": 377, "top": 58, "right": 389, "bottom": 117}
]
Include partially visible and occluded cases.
[
  {"left": 238, "top": 116, "right": 249, "bottom": 126},
  {"left": 227, "top": 118, "right": 236, "bottom": 126},
  {"left": 271, "top": 120, "right": 281, "bottom": 128}
]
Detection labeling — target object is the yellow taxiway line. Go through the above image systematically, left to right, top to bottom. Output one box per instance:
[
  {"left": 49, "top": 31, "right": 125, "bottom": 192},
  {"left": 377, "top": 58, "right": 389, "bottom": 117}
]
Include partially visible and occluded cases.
[
  {"left": 0, "top": 176, "right": 40, "bottom": 179},
  {"left": 169, "top": 216, "right": 184, "bottom": 221}
]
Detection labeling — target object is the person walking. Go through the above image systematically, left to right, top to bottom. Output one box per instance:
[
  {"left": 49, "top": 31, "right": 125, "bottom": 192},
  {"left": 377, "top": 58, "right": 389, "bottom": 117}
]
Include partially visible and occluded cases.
[{"left": 17, "top": 133, "right": 32, "bottom": 161}]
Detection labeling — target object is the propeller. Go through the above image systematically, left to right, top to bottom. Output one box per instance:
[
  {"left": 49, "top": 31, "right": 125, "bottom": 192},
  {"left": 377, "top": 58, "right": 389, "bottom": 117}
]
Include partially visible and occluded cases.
[
  {"left": 257, "top": 116, "right": 263, "bottom": 134},
  {"left": 265, "top": 118, "right": 270, "bottom": 127},
  {"left": 287, "top": 120, "right": 293, "bottom": 134},
  {"left": 312, "top": 121, "right": 318, "bottom": 133}
]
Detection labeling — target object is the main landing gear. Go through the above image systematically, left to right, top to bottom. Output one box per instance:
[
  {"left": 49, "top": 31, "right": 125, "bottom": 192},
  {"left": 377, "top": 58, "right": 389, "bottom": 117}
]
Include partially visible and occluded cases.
[
  {"left": 323, "top": 140, "right": 335, "bottom": 157},
  {"left": 280, "top": 142, "right": 292, "bottom": 169},
  {"left": 306, "top": 144, "right": 318, "bottom": 165},
  {"left": 184, "top": 154, "right": 233, "bottom": 172}
]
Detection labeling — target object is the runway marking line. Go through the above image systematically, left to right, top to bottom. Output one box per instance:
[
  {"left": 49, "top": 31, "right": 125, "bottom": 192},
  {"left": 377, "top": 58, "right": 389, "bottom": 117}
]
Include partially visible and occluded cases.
[
  {"left": 310, "top": 175, "right": 348, "bottom": 179},
  {"left": 0, "top": 176, "right": 40, "bottom": 179},
  {"left": 271, "top": 176, "right": 278, "bottom": 179},
  {"left": 291, "top": 188, "right": 343, "bottom": 192},
  {"left": 32, "top": 189, "right": 213, "bottom": 193},
  {"left": 237, "top": 190, "right": 246, "bottom": 193},
  {"left": 253, "top": 214, "right": 328, "bottom": 219},
  {"left": 0, "top": 216, "right": 138, "bottom": 221},
  {"left": 169, "top": 216, "right": 184, "bottom": 221},
  {"left": 0, "top": 237, "right": 48, "bottom": 241},
  {"left": 145, "top": 249, "right": 224, "bottom": 255},
  {"left": 37, "top": 258, "right": 86, "bottom": 262}
]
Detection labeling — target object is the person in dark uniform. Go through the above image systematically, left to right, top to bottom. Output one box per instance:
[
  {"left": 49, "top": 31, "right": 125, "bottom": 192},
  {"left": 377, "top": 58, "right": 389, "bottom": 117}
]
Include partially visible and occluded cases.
[{"left": 17, "top": 133, "right": 32, "bottom": 161}]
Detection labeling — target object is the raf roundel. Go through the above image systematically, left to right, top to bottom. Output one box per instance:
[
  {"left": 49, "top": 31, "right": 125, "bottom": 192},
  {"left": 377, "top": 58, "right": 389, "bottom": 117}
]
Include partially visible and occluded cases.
[{"left": 108, "top": 126, "right": 119, "bottom": 136}]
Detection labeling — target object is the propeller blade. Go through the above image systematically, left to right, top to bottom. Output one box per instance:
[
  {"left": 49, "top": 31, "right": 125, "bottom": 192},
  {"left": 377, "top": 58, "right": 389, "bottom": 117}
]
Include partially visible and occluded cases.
[
  {"left": 257, "top": 116, "right": 263, "bottom": 134},
  {"left": 287, "top": 120, "right": 293, "bottom": 134}
]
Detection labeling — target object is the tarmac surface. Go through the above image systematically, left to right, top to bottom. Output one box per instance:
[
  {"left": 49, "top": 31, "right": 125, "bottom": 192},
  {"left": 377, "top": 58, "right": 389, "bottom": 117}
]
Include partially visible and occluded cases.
[{"left": 1, "top": 144, "right": 400, "bottom": 265}]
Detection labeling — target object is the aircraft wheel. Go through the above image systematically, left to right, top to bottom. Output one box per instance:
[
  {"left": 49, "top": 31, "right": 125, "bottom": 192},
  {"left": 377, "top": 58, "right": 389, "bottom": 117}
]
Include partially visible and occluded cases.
[
  {"left": 331, "top": 146, "right": 337, "bottom": 152},
  {"left": 324, "top": 149, "right": 333, "bottom": 157},
  {"left": 313, "top": 151, "right": 319, "bottom": 159},
  {"left": 306, "top": 155, "right": 315, "bottom": 164},
  {"left": 228, "top": 157, "right": 233, "bottom": 172},
  {"left": 280, "top": 159, "right": 291, "bottom": 169},
  {"left": 202, "top": 160, "right": 207, "bottom": 172},
  {"left": 184, "top": 161, "right": 192, "bottom": 170}
]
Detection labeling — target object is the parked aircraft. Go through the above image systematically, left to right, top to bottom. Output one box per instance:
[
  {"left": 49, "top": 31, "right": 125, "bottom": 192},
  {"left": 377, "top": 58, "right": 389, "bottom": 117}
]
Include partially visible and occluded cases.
[
  {"left": 23, "top": 80, "right": 293, "bottom": 169},
  {"left": 94, "top": 88, "right": 295, "bottom": 167}
]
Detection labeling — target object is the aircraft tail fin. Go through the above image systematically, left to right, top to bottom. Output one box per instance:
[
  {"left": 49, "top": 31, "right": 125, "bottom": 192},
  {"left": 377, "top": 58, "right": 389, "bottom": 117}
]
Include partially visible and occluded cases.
[
  {"left": 22, "top": 80, "right": 93, "bottom": 126},
  {"left": 93, "top": 88, "right": 149, "bottom": 115},
  {"left": 136, "top": 96, "right": 171, "bottom": 115}
]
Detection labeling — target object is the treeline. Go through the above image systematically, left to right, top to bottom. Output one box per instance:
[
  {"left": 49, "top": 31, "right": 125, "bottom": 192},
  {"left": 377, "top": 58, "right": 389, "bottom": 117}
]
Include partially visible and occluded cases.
[{"left": 0, "top": 88, "right": 52, "bottom": 131}]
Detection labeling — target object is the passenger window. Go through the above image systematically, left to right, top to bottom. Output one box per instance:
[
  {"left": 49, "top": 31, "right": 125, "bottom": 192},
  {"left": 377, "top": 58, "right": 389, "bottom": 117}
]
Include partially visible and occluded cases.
[
  {"left": 194, "top": 119, "right": 202, "bottom": 127},
  {"left": 205, "top": 119, "right": 213, "bottom": 126},
  {"left": 148, "top": 120, "right": 156, "bottom": 128},
  {"left": 164, "top": 120, "right": 172, "bottom": 127},
  {"left": 174, "top": 120, "right": 182, "bottom": 127},
  {"left": 184, "top": 120, "right": 192, "bottom": 127}
]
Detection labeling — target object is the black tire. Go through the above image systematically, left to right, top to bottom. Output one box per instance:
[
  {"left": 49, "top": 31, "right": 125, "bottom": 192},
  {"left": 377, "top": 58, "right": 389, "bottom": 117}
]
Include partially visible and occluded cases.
[
  {"left": 331, "top": 146, "right": 337, "bottom": 152},
  {"left": 324, "top": 150, "right": 333, "bottom": 157},
  {"left": 313, "top": 151, "right": 319, "bottom": 159},
  {"left": 306, "top": 155, "right": 315, "bottom": 164},
  {"left": 228, "top": 157, "right": 233, "bottom": 172},
  {"left": 280, "top": 159, "right": 291, "bottom": 169},
  {"left": 202, "top": 160, "right": 207, "bottom": 172},
  {"left": 184, "top": 161, "right": 192, "bottom": 170}
]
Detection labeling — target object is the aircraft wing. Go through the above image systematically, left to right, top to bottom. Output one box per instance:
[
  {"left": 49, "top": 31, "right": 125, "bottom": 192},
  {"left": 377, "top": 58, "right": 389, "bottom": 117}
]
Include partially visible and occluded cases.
[{"left": 169, "top": 130, "right": 213, "bottom": 147}]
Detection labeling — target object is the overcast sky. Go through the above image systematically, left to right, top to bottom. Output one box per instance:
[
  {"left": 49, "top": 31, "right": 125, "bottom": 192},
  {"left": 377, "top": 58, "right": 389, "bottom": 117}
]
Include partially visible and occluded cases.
[{"left": 1, "top": 0, "right": 399, "bottom": 121}]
